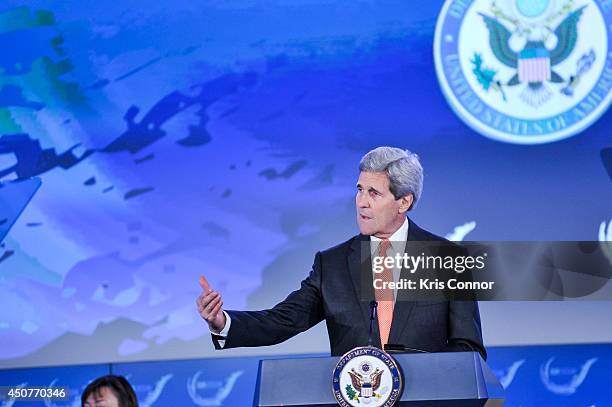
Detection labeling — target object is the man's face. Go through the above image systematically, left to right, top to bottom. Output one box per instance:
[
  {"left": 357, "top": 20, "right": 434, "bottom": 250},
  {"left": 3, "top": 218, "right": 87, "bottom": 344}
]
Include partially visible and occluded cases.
[
  {"left": 355, "top": 171, "right": 411, "bottom": 238},
  {"left": 84, "top": 387, "right": 120, "bottom": 407}
]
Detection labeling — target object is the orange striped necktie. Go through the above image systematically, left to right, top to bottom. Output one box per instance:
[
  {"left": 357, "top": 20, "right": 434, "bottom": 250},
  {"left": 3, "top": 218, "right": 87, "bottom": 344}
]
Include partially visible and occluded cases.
[{"left": 375, "top": 239, "right": 394, "bottom": 347}]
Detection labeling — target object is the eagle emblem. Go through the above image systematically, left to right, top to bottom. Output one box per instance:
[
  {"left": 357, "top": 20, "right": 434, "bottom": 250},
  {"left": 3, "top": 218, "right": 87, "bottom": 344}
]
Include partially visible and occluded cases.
[
  {"left": 433, "top": 0, "right": 611, "bottom": 144},
  {"left": 476, "top": 1, "right": 593, "bottom": 107},
  {"left": 332, "top": 346, "right": 403, "bottom": 407},
  {"left": 347, "top": 363, "right": 384, "bottom": 399}
]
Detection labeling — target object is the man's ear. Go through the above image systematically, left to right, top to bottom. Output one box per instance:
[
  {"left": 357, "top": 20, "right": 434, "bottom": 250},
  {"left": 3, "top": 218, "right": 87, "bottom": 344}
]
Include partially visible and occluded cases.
[{"left": 398, "top": 194, "right": 414, "bottom": 213}]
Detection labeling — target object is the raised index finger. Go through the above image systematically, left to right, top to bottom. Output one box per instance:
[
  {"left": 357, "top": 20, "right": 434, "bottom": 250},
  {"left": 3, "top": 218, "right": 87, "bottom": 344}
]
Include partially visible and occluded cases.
[{"left": 199, "top": 276, "right": 211, "bottom": 293}]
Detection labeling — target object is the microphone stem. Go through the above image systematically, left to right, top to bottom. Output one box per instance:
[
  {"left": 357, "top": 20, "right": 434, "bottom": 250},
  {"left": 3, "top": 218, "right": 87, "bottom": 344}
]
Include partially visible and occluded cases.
[{"left": 368, "top": 301, "right": 377, "bottom": 347}]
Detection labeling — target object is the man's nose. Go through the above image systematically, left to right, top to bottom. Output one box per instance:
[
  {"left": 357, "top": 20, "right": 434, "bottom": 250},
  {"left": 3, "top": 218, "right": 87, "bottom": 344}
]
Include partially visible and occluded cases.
[{"left": 356, "top": 192, "right": 369, "bottom": 208}]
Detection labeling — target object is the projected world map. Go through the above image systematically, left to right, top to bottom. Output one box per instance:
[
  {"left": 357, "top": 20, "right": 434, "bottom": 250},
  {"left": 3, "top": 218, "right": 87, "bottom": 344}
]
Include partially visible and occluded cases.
[{"left": 0, "top": 0, "right": 610, "bottom": 367}]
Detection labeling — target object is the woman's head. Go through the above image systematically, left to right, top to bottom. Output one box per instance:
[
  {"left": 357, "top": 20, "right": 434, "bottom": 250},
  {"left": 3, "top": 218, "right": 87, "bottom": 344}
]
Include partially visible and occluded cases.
[{"left": 82, "top": 375, "right": 138, "bottom": 407}]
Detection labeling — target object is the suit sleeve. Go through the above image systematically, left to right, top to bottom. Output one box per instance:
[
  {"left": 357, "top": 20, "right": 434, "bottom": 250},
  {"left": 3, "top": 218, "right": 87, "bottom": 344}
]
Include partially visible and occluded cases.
[
  {"left": 211, "top": 251, "right": 325, "bottom": 349},
  {"left": 445, "top": 300, "right": 487, "bottom": 360}
]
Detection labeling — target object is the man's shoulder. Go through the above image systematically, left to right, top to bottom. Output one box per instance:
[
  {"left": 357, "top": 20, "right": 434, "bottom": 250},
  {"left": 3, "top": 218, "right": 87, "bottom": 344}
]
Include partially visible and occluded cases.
[
  {"left": 409, "top": 219, "right": 450, "bottom": 243},
  {"left": 410, "top": 221, "right": 467, "bottom": 254},
  {"left": 413, "top": 227, "right": 448, "bottom": 242},
  {"left": 319, "top": 234, "right": 361, "bottom": 258}
]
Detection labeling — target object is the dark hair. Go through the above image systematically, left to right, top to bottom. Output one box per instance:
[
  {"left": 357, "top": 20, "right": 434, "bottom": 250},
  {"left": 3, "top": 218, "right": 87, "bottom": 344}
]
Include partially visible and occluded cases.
[{"left": 81, "top": 375, "right": 138, "bottom": 407}]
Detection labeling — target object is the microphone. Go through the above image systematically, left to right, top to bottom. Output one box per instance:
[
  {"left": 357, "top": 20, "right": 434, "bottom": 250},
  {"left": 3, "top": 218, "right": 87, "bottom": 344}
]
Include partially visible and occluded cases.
[
  {"left": 368, "top": 300, "right": 377, "bottom": 347},
  {"left": 384, "top": 344, "right": 430, "bottom": 354}
]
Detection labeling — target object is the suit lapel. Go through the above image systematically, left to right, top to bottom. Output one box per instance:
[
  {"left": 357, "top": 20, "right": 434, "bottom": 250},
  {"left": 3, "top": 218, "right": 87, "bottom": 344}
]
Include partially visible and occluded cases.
[{"left": 348, "top": 234, "right": 381, "bottom": 348}]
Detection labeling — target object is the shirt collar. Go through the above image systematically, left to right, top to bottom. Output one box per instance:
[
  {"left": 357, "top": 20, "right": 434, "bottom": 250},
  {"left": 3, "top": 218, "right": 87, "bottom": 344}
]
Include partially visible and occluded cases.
[{"left": 370, "top": 217, "right": 409, "bottom": 244}]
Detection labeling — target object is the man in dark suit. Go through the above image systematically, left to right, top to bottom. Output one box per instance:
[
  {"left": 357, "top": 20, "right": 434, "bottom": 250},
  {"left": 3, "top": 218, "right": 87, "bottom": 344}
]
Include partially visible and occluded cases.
[{"left": 196, "top": 147, "right": 486, "bottom": 358}]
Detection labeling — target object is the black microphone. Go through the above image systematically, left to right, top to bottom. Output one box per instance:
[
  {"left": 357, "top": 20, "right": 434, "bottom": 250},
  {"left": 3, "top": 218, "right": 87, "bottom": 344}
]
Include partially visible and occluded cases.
[
  {"left": 368, "top": 300, "right": 377, "bottom": 347},
  {"left": 384, "top": 344, "right": 430, "bottom": 354}
]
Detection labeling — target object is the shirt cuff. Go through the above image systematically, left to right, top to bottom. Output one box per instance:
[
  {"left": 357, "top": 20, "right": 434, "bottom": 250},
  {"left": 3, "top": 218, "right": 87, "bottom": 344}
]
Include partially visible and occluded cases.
[{"left": 210, "top": 311, "right": 231, "bottom": 348}]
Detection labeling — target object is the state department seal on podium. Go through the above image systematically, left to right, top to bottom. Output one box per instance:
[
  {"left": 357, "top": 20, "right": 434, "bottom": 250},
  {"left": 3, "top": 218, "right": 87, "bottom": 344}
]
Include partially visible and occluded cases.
[{"left": 332, "top": 346, "right": 403, "bottom": 407}]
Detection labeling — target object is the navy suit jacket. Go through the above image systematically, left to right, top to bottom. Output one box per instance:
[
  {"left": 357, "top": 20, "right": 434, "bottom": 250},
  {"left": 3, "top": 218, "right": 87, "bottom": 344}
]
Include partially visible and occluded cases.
[{"left": 212, "top": 219, "right": 486, "bottom": 359}]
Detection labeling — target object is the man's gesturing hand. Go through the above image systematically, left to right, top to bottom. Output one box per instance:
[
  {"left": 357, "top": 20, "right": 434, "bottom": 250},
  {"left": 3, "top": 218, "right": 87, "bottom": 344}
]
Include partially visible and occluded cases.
[{"left": 196, "top": 276, "right": 227, "bottom": 333}]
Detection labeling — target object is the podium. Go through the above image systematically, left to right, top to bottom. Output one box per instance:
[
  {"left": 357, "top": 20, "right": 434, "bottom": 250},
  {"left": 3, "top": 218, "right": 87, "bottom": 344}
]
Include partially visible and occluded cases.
[{"left": 254, "top": 352, "right": 504, "bottom": 406}]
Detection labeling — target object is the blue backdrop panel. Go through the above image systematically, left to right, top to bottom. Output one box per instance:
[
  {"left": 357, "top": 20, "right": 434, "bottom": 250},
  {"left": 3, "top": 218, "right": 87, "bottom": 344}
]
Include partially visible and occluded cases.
[
  {"left": 2, "top": 344, "right": 610, "bottom": 406},
  {"left": 488, "top": 344, "right": 612, "bottom": 406},
  {"left": 111, "top": 356, "right": 261, "bottom": 407},
  {"left": 0, "top": 363, "right": 109, "bottom": 406}
]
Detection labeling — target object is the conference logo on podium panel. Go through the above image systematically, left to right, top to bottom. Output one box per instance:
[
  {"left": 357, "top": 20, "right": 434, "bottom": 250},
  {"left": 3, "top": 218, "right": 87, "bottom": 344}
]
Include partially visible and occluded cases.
[
  {"left": 434, "top": 0, "right": 612, "bottom": 144},
  {"left": 332, "top": 346, "right": 403, "bottom": 407}
]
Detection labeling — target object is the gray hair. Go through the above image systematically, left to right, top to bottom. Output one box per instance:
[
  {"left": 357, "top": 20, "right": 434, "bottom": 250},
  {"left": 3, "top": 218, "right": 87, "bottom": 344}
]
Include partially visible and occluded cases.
[{"left": 359, "top": 146, "right": 423, "bottom": 209}]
